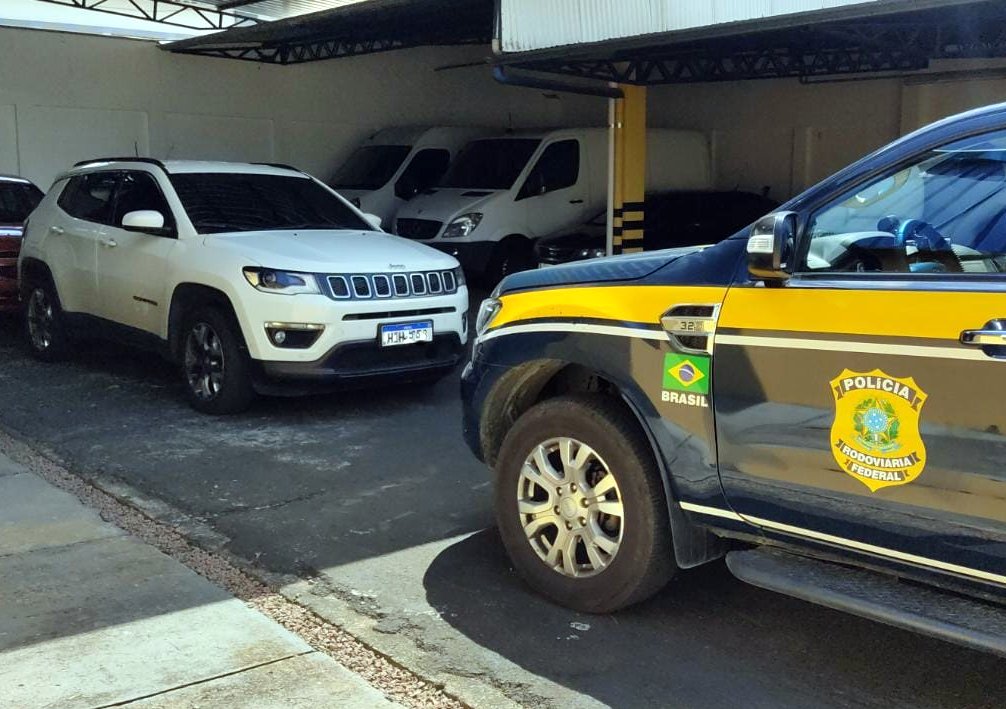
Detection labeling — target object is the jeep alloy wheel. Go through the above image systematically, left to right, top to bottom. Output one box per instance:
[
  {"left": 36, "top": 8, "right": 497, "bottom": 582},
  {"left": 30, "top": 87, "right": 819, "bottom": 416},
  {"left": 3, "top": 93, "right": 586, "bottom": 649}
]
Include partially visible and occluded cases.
[
  {"left": 26, "top": 287, "right": 55, "bottom": 352},
  {"left": 184, "top": 321, "right": 225, "bottom": 402}
]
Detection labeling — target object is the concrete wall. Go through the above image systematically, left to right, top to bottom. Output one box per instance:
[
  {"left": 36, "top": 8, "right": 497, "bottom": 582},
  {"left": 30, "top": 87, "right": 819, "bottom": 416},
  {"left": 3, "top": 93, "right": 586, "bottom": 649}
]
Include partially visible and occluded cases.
[
  {"left": 0, "top": 26, "right": 604, "bottom": 188},
  {"left": 649, "top": 64, "right": 1006, "bottom": 202}
]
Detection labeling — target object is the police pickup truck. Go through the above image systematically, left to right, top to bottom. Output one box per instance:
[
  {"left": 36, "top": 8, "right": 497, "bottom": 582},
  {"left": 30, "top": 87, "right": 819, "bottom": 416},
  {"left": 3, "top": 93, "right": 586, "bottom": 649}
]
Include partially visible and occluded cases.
[{"left": 461, "top": 103, "right": 1006, "bottom": 656}]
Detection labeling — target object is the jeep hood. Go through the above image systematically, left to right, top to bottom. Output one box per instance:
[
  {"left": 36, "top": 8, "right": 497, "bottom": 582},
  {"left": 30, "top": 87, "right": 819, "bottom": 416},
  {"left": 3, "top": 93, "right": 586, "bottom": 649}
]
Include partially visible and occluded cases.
[{"left": 206, "top": 229, "right": 459, "bottom": 273}]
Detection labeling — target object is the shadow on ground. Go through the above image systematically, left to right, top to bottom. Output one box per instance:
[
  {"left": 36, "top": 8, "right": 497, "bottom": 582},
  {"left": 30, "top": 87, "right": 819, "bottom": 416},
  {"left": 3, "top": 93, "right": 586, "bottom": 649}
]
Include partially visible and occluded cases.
[{"left": 424, "top": 529, "right": 1006, "bottom": 709}]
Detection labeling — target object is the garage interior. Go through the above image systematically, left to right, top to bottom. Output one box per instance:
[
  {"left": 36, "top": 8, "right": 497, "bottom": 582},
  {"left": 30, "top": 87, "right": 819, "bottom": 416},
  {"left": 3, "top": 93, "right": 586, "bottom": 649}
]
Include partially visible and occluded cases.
[
  {"left": 5, "top": 0, "right": 1006, "bottom": 231},
  {"left": 2, "top": 3, "right": 1006, "bottom": 708}
]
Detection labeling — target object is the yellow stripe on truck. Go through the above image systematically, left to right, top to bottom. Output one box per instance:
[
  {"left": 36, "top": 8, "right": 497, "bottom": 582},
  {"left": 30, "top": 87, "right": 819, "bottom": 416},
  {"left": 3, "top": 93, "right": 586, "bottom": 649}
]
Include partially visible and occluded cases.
[
  {"left": 492, "top": 285, "right": 727, "bottom": 330},
  {"left": 720, "top": 287, "right": 1006, "bottom": 342}
]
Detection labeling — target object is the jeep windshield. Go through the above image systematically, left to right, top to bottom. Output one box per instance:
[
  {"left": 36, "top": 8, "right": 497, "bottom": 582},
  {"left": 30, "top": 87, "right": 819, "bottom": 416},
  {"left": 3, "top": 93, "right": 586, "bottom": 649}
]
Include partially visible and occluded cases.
[
  {"left": 439, "top": 139, "right": 540, "bottom": 190},
  {"left": 330, "top": 145, "right": 411, "bottom": 190},
  {"left": 169, "top": 173, "right": 370, "bottom": 235}
]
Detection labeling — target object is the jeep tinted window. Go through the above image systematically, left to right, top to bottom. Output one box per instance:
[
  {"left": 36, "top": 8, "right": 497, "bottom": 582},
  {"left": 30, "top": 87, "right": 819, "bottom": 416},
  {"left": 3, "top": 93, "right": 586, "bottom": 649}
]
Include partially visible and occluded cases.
[
  {"left": 58, "top": 172, "right": 119, "bottom": 225},
  {"left": 114, "top": 172, "right": 173, "bottom": 230},
  {"left": 169, "top": 173, "right": 369, "bottom": 235}
]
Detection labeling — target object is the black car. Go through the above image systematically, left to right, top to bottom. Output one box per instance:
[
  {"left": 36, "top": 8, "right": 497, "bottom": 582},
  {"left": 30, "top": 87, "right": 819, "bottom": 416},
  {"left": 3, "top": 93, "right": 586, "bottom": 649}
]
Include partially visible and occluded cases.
[{"left": 535, "top": 190, "right": 779, "bottom": 265}]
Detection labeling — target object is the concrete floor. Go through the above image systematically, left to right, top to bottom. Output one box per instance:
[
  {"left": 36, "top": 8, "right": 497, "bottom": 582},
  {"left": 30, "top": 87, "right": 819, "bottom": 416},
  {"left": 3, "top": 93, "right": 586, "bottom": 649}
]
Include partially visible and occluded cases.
[{"left": 0, "top": 315, "right": 1003, "bottom": 709}]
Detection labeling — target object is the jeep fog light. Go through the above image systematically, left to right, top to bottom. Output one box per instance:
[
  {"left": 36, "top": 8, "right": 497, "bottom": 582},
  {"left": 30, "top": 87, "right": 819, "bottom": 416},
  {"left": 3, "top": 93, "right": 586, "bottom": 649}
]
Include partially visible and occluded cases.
[{"left": 265, "top": 322, "right": 324, "bottom": 349}]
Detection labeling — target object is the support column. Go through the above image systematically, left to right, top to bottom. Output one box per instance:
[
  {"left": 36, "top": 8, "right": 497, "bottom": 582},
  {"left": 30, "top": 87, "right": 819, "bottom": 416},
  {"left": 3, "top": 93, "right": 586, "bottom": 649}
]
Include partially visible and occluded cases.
[{"left": 608, "top": 84, "right": 647, "bottom": 255}]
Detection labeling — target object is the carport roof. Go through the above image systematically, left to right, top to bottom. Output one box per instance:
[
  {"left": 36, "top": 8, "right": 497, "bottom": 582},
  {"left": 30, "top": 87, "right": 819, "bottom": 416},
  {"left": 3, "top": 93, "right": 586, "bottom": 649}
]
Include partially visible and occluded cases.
[
  {"left": 162, "top": 0, "right": 1006, "bottom": 88},
  {"left": 164, "top": 0, "right": 494, "bottom": 64},
  {"left": 499, "top": 0, "right": 1006, "bottom": 84}
]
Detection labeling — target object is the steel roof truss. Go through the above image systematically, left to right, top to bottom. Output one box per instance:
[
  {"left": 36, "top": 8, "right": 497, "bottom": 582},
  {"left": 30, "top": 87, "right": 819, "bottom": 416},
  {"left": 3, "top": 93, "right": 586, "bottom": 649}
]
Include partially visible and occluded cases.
[{"left": 32, "top": 0, "right": 257, "bottom": 31}]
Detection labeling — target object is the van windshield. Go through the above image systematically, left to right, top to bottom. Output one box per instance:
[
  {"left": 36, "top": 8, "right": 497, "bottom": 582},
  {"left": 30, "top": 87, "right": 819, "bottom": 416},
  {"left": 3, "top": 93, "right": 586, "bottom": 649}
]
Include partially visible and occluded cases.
[
  {"left": 440, "top": 139, "right": 540, "bottom": 190},
  {"left": 331, "top": 145, "right": 411, "bottom": 190}
]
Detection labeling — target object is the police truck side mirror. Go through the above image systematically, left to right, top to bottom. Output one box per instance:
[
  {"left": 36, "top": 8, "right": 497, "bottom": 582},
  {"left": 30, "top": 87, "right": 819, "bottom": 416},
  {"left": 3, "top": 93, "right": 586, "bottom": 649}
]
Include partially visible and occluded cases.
[{"left": 747, "top": 212, "right": 797, "bottom": 283}]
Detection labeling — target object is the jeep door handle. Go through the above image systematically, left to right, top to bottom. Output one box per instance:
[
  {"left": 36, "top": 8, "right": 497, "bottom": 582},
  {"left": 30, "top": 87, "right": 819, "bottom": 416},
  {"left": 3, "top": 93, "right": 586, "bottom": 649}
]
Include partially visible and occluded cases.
[
  {"left": 49, "top": 226, "right": 64, "bottom": 235},
  {"left": 100, "top": 238, "right": 118, "bottom": 248},
  {"left": 960, "top": 329, "right": 1006, "bottom": 346}
]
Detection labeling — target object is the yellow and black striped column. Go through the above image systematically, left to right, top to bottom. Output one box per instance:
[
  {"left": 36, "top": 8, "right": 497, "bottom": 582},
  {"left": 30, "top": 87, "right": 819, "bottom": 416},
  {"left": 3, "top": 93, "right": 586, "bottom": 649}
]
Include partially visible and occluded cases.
[{"left": 611, "top": 84, "right": 647, "bottom": 255}]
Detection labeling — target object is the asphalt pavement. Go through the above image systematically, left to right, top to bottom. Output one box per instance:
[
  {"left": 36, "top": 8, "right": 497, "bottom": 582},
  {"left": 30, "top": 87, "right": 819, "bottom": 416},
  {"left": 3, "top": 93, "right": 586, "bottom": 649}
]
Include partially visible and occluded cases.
[{"left": 0, "top": 313, "right": 1003, "bottom": 709}]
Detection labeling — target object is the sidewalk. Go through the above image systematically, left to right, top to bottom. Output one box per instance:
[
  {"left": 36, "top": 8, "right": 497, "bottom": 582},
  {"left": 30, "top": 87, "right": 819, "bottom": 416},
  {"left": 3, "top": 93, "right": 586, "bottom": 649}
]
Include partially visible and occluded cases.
[{"left": 0, "top": 454, "right": 398, "bottom": 709}]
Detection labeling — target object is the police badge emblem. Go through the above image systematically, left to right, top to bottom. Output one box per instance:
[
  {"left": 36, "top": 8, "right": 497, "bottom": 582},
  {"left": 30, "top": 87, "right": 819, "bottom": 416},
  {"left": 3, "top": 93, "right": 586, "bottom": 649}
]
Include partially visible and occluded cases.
[{"left": 829, "top": 368, "right": 928, "bottom": 492}]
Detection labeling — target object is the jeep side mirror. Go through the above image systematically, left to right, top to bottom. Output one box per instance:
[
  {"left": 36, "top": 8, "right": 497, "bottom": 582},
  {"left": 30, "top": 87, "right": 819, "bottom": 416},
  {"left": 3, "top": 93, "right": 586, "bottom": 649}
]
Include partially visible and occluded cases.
[
  {"left": 121, "top": 210, "right": 172, "bottom": 236},
  {"left": 747, "top": 212, "right": 797, "bottom": 282},
  {"left": 362, "top": 213, "right": 382, "bottom": 231}
]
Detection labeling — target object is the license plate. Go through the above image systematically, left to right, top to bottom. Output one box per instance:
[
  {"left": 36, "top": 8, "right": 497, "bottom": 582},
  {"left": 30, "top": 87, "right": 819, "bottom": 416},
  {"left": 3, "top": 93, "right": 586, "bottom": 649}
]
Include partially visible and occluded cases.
[{"left": 380, "top": 320, "right": 433, "bottom": 347}]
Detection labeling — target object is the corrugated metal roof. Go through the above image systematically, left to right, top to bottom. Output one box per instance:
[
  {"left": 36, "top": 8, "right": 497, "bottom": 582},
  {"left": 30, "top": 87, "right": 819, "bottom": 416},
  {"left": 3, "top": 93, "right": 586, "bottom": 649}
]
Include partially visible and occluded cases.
[
  {"left": 164, "top": 0, "right": 494, "bottom": 63},
  {"left": 194, "top": 0, "right": 372, "bottom": 22},
  {"left": 497, "top": 0, "right": 972, "bottom": 54}
]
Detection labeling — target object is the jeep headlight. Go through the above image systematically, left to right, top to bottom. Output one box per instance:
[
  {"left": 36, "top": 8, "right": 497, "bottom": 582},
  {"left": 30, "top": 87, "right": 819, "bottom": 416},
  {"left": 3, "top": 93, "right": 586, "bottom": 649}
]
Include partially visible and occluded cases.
[
  {"left": 443, "top": 213, "right": 482, "bottom": 239},
  {"left": 452, "top": 266, "right": 466, "bottom": 287},
  {"left": 243, "top": 267, "right": 321, "bottom": 295},
  {"left": 475, "top": 297, "right": 502, "bottom": 338}
]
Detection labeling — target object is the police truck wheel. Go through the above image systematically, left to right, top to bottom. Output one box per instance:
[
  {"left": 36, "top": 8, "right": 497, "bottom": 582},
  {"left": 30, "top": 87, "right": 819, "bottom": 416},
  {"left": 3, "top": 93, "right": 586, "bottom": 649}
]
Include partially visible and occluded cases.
[
  {"left": 180, "top": 307, "right": 255, "bottom": 415},
  {"left": 494, "top": 394, "right": 675, "bottom": 613}
]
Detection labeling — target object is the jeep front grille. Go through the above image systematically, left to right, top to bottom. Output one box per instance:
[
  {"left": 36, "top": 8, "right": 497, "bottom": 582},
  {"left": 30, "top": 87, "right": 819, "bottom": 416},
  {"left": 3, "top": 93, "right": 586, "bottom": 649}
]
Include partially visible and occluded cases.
[{"left": 327, "top": 270, "right": 460, "bottom": 300}]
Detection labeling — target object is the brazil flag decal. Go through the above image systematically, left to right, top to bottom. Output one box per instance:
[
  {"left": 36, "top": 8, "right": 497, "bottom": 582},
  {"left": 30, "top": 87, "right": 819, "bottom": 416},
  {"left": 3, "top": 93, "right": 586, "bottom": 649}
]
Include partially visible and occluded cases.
[{"left": 662, "top": 354, "right": 710, "bottom": 395}]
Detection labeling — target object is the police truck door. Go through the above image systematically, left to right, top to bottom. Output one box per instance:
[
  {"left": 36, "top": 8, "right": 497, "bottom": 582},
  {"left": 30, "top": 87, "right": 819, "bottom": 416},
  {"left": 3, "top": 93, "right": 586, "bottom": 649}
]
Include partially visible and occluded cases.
[{"left": 713, "top": 128, "right": 1006, "bottom": 590}]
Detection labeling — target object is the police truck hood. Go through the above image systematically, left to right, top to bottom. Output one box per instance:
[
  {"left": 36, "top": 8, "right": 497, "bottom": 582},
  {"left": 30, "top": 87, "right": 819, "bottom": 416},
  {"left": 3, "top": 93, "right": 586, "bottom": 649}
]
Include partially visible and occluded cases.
[
  {"left": 207, "top": 228, "right": 458, "bottom": 273},
  {"left": 499, "top": 247, "right": 707, "bottom": 295}
]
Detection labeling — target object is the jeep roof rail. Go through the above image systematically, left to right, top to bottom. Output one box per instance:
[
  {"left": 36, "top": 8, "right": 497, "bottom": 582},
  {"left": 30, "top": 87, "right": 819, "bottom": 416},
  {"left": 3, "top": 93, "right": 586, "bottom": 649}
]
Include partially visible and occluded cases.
[
  {"left": 73, "top": 157, "right": 167, "bottom": 169},
  {"left": 252, "top": 162, "right": 303, "bottom": 173}
]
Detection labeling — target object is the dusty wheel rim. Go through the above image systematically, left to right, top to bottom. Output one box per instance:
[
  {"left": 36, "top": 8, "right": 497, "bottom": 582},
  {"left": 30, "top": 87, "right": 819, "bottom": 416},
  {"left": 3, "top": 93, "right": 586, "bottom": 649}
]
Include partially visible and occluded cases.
[
  {"left": 27, "top": 287, "right": 54, "bottom": 351},
  {"left": 183, "top": 322, "right": 225, "bottom": 401},
  {"left": 517, "top": 437, "right": 624, "bottom": 578}
]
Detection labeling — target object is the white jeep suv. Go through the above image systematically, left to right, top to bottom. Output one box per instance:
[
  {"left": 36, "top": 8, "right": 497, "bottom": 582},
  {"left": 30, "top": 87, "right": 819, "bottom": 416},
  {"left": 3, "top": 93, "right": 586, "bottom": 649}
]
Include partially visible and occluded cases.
[{"left": 19, "top": 159, "right": 469, "bottom": 414}]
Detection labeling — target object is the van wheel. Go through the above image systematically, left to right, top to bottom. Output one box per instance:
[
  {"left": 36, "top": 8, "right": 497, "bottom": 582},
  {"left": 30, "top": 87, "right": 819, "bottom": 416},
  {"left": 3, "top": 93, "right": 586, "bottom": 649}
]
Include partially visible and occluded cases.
[
  {"left": 485, "top": 238, "right": 532, "bottom": 285},
  {"left": 24, "top": 282, "right": 70, "bottom": 362},
  {"left": 181, "top": 307, "right": 254, "bottom": 415},
  {"left": 494, "top": 394, "right": 675, "bottom": 613}
]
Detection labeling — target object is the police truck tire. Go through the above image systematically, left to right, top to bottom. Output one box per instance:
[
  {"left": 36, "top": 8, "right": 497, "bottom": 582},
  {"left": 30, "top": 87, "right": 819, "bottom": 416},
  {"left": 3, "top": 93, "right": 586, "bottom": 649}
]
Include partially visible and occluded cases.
[{"left": 495, "top": 394, "right": 676, "bottom": 613}]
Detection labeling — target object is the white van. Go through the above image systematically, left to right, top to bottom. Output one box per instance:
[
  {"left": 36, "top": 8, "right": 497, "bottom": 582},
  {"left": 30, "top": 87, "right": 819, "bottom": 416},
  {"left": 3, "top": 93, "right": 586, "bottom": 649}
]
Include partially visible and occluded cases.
[
  {"left": 331, "top": 126, "right": 492, "bottom": 227},
  {"left": 392, "top": 128, "right": 711, "bottom": 282}
]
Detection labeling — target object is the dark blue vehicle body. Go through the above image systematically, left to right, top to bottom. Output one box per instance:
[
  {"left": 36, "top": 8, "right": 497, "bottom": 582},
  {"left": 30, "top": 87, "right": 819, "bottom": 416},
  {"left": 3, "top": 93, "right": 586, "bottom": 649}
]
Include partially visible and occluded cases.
[{"left": 463, "top": 103, "right": 1006, "bottom": 610}]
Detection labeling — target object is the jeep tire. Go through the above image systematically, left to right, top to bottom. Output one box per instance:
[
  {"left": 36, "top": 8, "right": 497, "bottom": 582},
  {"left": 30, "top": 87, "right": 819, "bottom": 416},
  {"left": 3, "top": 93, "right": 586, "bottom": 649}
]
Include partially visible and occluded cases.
[
  {"left": 24, "top": 280, "right": 71, "bottom": 362},
  {"left": 180, "top": 306, "right": 255, "bottom": 415}
]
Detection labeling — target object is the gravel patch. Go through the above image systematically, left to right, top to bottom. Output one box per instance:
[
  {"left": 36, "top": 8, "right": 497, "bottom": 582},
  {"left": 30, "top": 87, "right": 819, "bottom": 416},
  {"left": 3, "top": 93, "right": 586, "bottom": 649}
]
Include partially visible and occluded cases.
[{"left": 0, "top": 430, "right": 466, "bottom": 709}]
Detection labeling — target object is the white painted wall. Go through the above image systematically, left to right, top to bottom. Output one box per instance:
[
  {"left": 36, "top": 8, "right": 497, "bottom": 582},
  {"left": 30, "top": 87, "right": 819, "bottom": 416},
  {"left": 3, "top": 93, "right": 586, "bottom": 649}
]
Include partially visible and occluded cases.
[
  {"left": 4, "top": 24, "right": 1003, "bottom": 208},
  {"left": 0, "top": 26, "right": 604, "bottom": 188},
  {"left": 649, "top": 63, "right": 1006, "bottom": 201}
]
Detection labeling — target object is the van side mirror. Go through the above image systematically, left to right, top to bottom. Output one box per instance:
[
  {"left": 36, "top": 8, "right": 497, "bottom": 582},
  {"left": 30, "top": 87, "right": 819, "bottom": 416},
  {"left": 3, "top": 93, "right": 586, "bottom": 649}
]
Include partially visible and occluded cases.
[
  {"left": 518, "top": 172, "right": 546, "bottom": 200},
  {"left": 394, "top": 177, "right": 419, "bottom": 201},
  {"left": 121, "top": 210, "right": 171, "bottom": 236},
  {"left": 747, "top": 212, "right": 797, "bottom": 282},
  {"left": 362, "top": 213, "right": 382, "bottom": 231}
]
